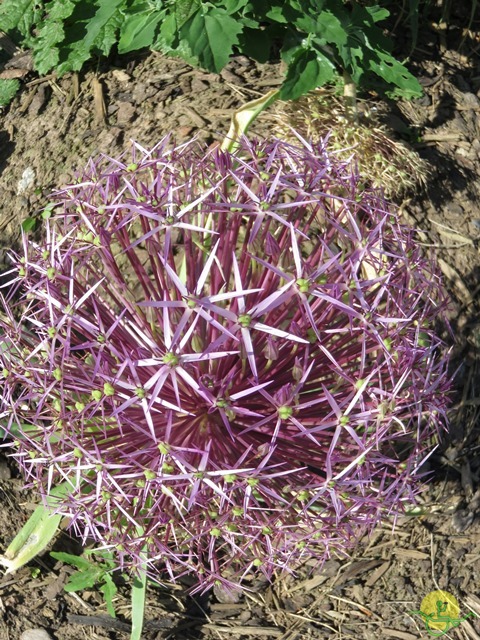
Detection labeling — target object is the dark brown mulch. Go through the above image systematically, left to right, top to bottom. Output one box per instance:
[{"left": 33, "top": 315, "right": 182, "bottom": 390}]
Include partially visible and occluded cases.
[{"left": 0, "top": 6, "right": 480, "bottom": 639}]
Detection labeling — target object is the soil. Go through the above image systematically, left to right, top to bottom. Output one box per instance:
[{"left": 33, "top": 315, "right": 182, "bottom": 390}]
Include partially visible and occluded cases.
[{"left": 1, "top": 5, "right": 480, "bottom": 640}]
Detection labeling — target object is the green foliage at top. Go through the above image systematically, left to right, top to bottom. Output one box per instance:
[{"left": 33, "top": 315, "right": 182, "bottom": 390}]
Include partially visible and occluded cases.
[{"left": 0, "top": 0, "right": 422, "bottom": 101}]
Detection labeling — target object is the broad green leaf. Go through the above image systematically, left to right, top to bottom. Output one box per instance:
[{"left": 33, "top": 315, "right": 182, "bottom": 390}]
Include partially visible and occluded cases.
[
  {"left": 82, "top": 0, "right": 125, "bottom": 50},
  {"left": 222, "top": 0, "right": 250, "bottom": 14},
  {"left": 267, "top": 3, "right": 305, "bottom": 24},
  {"left": 94, "top": 7, "right": 124, "bottom": 56},
  {"left": 179, "top": 8, "right": 243, "bottom": 73},
  {"left": 118, "top": 10, "right": 164, "bottom": 53},
  {"left": 314, "top": 10, "right": 347, "bottom": 46},
  {"left": 153, "top": 12, "right": 181, "bottom": 54},
  {"left": 280, "top": 47, "right": 335, "bottom": 100},
  {"left": 370, "top": 51, "right": 422, "bottom": 98},
  {"left": 0, "top": 79, "right": 20, "bottom": 107}
]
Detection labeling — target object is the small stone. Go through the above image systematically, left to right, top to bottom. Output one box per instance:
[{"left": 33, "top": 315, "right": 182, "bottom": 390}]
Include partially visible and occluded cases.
[
  {"left": 115, "top": 102, "right": 136, "bottom": 125},
  {"left": 16, "top": 167, "right": 36, "bottom": 195},
  {"left": 20, "top": 629, "right": 53, "bottom": 640}
]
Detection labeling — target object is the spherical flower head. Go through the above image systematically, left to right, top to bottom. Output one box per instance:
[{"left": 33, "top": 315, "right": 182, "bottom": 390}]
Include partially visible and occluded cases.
[{"left": 0, "top": 134, "right": 451, "bottom": 592}]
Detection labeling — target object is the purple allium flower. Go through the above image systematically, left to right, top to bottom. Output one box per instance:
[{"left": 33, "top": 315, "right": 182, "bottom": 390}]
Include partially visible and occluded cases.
[{"left": 0, "top": 135, "right": 451, "bottom": 592}]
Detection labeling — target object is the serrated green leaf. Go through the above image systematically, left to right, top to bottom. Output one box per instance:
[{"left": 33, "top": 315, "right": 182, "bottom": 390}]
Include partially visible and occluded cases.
[
  {"left": 0, "top": 0, "right": 36, "bottom": 33},
  {"left": 47, "top": 0, "right": 76, "bottom": 22},
  {"left": 55, "top": 0, "right": 125, "bottom": 75},
  {"left": 175, "top": 0, "right": 200, "bottom": 27},
  {"left": 265, "top": 5, "right": 295, "bottom": 24},
  {"left": 179, "top": 7, "right": 243, "bottom": 73},
  {"left": 118, "top": 10, "right": 164, "bottom": 53},
  {"left": 33, "top": 20, "right": 65, "bottom": 74},
  {"left": 280, "top": 47, "right": 335, "bottom": 100},
  {"left": 0, "top": 79, "right": 20, "bottom": 107}
]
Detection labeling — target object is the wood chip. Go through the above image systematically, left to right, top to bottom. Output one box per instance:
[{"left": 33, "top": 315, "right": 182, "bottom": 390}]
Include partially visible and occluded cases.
[
  {"left": 0, "top": 69, "right": 28, "bottom": 79},
  {"left": 112, "top": 69, "right": 131, "bottom": 83},
  {"left": 183, "top": 105, "right": 209, "bottom": 128},
  {"left": 438, "top": 258, "right": 472, "bottom": 303},
  {"left": 393, "top": 549, "right": 429, "bottom": 560},
  {"left": 332, "top": 560, "right": 383, "bottom": 586},
  {"left": 365, "top": 561, "right": 391, "bottom": 587},
  {"left": 288, "top": 574, "right": 328, "bottom": 592},
  {"left": 460, "top": 620, "right": 480, "bottom": 640},
  {"left": 204, "top": 624, "right": 283, "bottom": 636},
  {"left": 382, "top": 629, "right": 418, "bottom": 640}
]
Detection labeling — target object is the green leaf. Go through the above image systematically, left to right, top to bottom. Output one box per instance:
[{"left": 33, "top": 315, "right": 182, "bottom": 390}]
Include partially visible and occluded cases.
[
  {"left": 0, "top": 0, "right": 36, "bottom": 34},
  {"left": 47, "top": 0, "right": 76, "bottom": 21},
  {"left": 55, "top": 0, "right": 125, "bottom": 75},
  {"left": 82, "top": 0, "right": 125, "bottom": 50},
  {"left": 175, "top": 0, "right": 200, "bottom": 27},
  {"left": 222, "top": 0, "right": 250, "bottom": 14},
  {"left": 266, "top": 4, "right": 302, "bottom": 24},
  {"left": 94, "top": 6, "right": 124, "bottom": 56},
  {"left": 366, "top": 6, "right": 390, "bottom": 23},
  {"left": 179, "top": 7, "right": 243, "bottom": 73},
  {"left": 118, "top": 10, "right": 164, "bottom": 53},
  {"left": 313, "top": 10, "right": 347, "bottom": 46},
  {"left": 33, "top": 20, "right": 65, "bottom": 74},
  {"left": 238, "top": 27, "right": 272, "bottom": 63},
  {"left": 280, "top": 47, "right": 335, "bottom": 100},
  {"left": 369, "top": 51, "right": 422, "bottom": 98},
  {"left": 0, "top": 79, "right": 20, "bottom": 107},
  {"left": 21, "top": 216, "right": 37, "bottom": 233},
  {"left": 50, "top": 551, "right": 93, "bottom": 571},
  {"left": 130, "top": 566, "right": 147, "bottom": 640},
  {"left": 64, "top": 568, "right": 100, "bottom": 592},
  {"left": 100, "top": 574, "right": 118, "bottom": 618}
]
